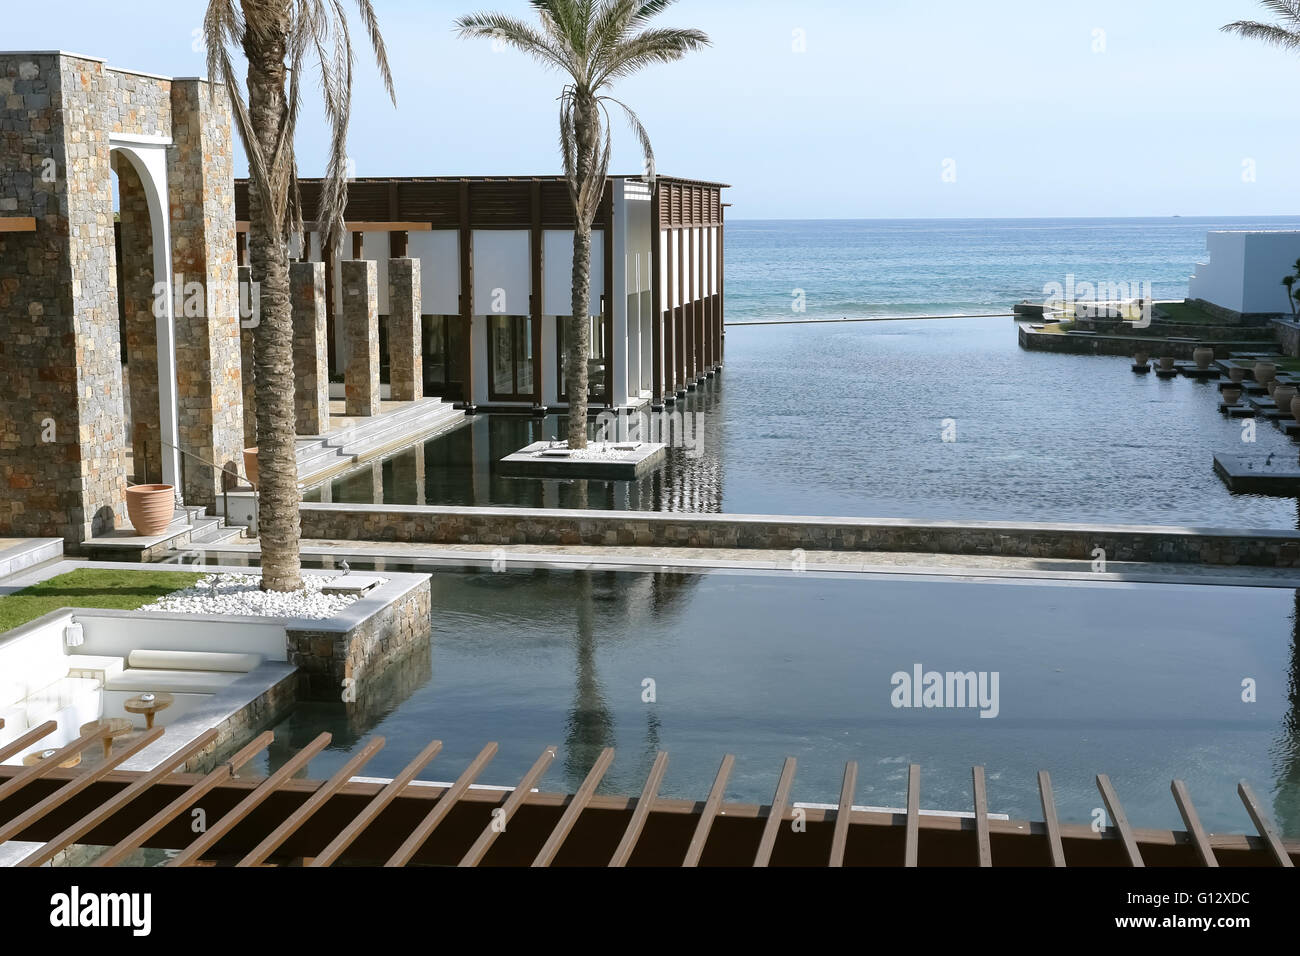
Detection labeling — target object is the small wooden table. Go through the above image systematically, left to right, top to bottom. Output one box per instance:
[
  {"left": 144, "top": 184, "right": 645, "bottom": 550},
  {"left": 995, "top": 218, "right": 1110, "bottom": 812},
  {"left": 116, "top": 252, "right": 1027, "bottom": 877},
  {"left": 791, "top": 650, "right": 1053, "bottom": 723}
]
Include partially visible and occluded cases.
[
  {"left": 123, "top": 692, "right": 175, "bottom": 729},
  {"left": 79, "top": 717, "right": 133, "bottom": 759},
  {"left": 22, "top": 748, "right": 81, "bottom": 768}
]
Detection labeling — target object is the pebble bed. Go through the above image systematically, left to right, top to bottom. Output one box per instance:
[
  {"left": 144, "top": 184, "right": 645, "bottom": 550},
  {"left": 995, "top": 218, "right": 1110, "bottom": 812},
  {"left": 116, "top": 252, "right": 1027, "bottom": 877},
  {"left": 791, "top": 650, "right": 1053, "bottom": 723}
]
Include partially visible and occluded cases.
[
  {"left": 540, "top": 442, "right": 637, "bottom": 462},
  {"left": 138, "top": 572, "right": 383, "bottom": 621}
]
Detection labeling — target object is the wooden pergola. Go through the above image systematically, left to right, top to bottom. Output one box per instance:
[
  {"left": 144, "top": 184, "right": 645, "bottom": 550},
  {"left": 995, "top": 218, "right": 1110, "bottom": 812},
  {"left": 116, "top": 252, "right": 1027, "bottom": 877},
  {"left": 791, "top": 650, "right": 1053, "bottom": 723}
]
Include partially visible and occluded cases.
[{"left": 1, "top": 720, "right": 1295, "bottom": 867}]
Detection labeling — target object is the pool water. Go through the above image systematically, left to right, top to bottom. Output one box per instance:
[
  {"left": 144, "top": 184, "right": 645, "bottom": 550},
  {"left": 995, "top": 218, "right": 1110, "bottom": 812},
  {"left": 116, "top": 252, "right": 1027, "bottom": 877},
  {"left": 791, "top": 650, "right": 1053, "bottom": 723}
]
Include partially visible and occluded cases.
[
  {"left": 304, "top": 317, "right": 1300, "bottom": 528},
  {"left": 254, "top": 565, "right": 1300, "bottom": 837}
]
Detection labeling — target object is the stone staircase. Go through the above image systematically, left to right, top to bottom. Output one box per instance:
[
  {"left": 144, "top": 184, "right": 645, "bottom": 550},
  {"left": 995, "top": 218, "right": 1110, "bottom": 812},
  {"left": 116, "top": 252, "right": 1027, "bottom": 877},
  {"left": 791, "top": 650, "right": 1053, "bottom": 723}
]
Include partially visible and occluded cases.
[
  {"left": 294, "top": 397, "right": 464, "bottom": 487},
  {"left": 81, "top": 503, "right": 244, "bottom": 562}
]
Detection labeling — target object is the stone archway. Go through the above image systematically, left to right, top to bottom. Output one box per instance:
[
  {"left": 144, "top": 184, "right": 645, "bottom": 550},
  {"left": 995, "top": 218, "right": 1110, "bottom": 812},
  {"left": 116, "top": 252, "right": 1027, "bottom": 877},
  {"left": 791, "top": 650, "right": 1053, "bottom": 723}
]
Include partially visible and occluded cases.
[{"left": 0, "top": 51, "right": 244, "bottom": 545}]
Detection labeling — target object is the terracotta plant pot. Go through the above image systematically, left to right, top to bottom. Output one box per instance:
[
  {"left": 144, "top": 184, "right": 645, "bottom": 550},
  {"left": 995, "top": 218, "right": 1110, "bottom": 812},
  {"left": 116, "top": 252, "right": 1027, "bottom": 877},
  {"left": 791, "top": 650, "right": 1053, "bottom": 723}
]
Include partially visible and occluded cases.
[
  {"left": 1193, "top": 347, "right": 1214, "bottom": 370},
  {"left": 1133, "top": 350, "right": 1150, "bottom": 366},
  {"left": 1158, "top": 356, "right": 1176, "bottom": 371},
  {"left": 1255, "top": 361, "right": 1277, "bottom": 385},
  {"left": 1229, "top": 366, "right": 1247, "bottom": 383},
  {"left": 1273, "top": 384, "right": 1297, "bottom": 411},
  {"left": 1222, "top": 386, "right": 1242, "bottom": 405},
  {"left": 243, "top": 448, "right": 259, "bottom": 488},
  {"left": 124, "top": 484, "right": 175, "bottom": 537}
]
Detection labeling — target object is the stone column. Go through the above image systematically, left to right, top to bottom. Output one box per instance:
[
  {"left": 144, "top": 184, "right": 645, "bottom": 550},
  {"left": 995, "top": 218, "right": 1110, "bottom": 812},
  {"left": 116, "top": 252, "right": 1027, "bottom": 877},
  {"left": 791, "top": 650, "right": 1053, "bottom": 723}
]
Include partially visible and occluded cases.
[
  {"left": 0, "top": 53, "right": 127, "bottom": 543},
  {"left": 168, "top": 79, "right": 244, "bottom": 503},
  {"left": 387, "top": 257, "right": 423, "bottom": 402},
  {"left": 342, "top": 259, "right": 380, "bottom": 417},
  {"left": 291, "top": 261, "right": 330, "bottom": 434},
  {"left": 238, "top": 265, "right": 257, "bottom": 449}
]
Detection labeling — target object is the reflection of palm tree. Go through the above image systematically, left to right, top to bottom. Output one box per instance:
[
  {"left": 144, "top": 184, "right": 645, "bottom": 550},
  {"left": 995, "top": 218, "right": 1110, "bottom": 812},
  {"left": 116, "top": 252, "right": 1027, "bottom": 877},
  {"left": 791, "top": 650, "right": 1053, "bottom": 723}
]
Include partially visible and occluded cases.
[
  {"left": 564, "top": 570, "right": 615, "bottom": 787},
  {"left": 1272, "top": 589, "right": 1300, "bottom": 835}
]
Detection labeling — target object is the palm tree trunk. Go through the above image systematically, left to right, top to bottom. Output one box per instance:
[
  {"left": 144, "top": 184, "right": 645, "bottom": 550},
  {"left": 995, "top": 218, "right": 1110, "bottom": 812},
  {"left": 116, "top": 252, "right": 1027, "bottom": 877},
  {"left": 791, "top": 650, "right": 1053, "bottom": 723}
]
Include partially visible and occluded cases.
[
  {"left": 245, "top": 11, "right": 303, "bottom": 592},
  {"left": 567, "top": 226, "right": 592, "bottom": 449}
]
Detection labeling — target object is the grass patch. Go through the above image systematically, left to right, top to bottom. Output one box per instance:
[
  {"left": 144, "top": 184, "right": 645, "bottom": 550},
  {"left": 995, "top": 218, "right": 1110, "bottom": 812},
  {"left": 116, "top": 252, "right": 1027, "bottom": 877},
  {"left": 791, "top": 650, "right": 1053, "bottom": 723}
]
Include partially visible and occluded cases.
[
  {"left": 1153, "top": 301, "right": 1224, "bottom": 325},
  {"left": 0, "top": 568, "right": 203, "bottom": 633}
]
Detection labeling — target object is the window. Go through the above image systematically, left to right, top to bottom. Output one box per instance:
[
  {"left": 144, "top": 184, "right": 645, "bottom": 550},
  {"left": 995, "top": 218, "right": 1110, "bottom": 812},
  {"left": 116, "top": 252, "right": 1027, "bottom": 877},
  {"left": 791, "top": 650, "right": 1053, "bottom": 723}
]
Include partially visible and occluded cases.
[
  {"left": 556, "top": 312, "right": 607, "bottom": 404},
  {"left": 486, "top": 314, "right": 534, "bottom": 402},
  {"left": 422, "top": 315, "right": 465, "bottom": 400}
]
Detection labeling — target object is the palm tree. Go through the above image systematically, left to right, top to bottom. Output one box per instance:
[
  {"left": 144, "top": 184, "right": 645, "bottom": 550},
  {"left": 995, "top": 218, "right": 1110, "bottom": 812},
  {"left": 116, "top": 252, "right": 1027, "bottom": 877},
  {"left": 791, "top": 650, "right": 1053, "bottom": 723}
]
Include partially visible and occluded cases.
[
  {"left": 204, "top": 0, "right": 394, "bottom": 591},
  {"left": 455, "top": 1, "right": 709, "bottom": 449},
  {"left": 1223, "top": 2, "right": 1300, "bottom": 51}
]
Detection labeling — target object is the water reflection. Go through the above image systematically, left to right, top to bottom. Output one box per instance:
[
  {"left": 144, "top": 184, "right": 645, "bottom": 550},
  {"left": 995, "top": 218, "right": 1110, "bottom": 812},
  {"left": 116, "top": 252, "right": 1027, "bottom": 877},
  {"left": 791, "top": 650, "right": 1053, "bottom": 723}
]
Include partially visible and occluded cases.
[{"left": 1274, "top": 589, "right": 1300, "bottom": 834}]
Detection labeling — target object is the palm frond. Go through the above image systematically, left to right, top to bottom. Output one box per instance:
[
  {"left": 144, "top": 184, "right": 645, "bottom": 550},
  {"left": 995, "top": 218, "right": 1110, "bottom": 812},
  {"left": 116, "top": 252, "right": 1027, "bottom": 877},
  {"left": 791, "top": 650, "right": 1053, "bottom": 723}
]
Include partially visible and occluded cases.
[
  {"left": 455, "top": 12, "right": 571, "bottom": 72},
  {"left": 1222, "top": 20, "right": 1300, "bottom": 48},
  {"left": 595, "top": 27, "right": 710, "bottom": 86},
  {"left": 600, "top": 94, "right": 654, "bottom": 181}
]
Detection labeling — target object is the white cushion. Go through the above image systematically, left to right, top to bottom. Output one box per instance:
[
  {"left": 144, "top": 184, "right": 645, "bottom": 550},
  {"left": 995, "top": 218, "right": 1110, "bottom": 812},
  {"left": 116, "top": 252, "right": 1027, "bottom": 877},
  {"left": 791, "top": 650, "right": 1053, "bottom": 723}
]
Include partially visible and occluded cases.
[
  {"left": 127, "top": 650, "right": 262, "bottom": 673},
  {"left": 66, "top": 655, "right": 125, "bottom": 684},
  {"left": 106, "top": 668, "right": 243, "bottom": 695}
]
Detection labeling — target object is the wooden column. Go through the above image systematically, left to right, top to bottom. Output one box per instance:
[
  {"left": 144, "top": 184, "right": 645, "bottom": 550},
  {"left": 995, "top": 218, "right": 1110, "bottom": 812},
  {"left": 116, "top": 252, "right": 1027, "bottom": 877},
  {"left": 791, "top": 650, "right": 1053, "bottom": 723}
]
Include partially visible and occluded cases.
[
  {"left": 603, "top": 180, "right": 615, "bottom": 409},
  {"left": 458, "top": 181, "right": 476, "bottom": 413},
  {"left": 530, "top": 181, "right": 544, "bottom": 412},
  {"left": 651, "top": 182, "right": 663, "bottom": 408},
  {"left": 718, "top": 203, "right": 725, "bottom": 367},
  {"left": 676, "top": 206, "right": 686, "bottom": 395},
  {"left": 664, "top": 215, "right": 675, "bottom": 400},
  {"left": 685, "top": 219, "right": 695, "bottom": 388},
  {"left": 703, "top": 222, "right": 713, "bottom": 372},
  {"left": 351, "top": 231, "right": 364, "bottom": 260}
]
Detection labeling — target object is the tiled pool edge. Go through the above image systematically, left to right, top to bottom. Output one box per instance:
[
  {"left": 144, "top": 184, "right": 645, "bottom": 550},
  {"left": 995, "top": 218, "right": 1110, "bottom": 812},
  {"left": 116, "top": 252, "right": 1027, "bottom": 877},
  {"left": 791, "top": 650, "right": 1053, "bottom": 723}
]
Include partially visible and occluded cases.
[{"left": 296, "top": 503, "right": 1300, "bottom": 568}]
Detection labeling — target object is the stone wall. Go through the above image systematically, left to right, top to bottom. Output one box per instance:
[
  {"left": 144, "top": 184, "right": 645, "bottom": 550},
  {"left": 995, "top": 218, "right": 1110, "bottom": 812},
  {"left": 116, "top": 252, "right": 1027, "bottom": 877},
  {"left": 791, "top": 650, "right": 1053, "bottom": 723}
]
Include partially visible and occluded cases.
[
  {"left": 0, "top": 52, "right": 127, "bottom": 541},
  {"left": 168, "top": 79, "right": 243, "bottom": 503},
  {"left": 387, "top": 257, "right": 422, "bottom": 402},
  {"left": 342, "top": 259, "right": 380, "bottom": 416},
  {"left": 291, "top": 261, "right": 330, "bottom": 435},
  {"left": 1273, "top": 318, "right": 1300, "bottom": 359},
  {"left": 1018, "top": 325, "right": 1253, "bottom": 359},
  {"left": 297, "top": 502, "right": 1300, "bottom": 569},
  {"left": 286, "top": 576, "right": 431, "bottom": 701},
  {"left": 181, "top": 667, "right": 300, "bottom": 773}
]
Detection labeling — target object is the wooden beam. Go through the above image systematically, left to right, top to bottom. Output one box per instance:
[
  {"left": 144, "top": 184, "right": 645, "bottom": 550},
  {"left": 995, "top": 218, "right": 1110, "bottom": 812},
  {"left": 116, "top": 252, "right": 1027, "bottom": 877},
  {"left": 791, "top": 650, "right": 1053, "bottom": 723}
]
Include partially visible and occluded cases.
[
  {"left": 458, "top": 181, "right": 476, "bottom": 410},
  {"left": 530, "top": 181, "right": 544, "bottom": 410},
  {"left": 0, "top": 217, "right": 37, "bottom": 232},
  {"left": 236, "top": 221, "right": 432, "bottom": 233},
  {"left": 351, "top": 231, "right": 364, "bottom": 260},
  {"left": 0, "top": 720, "right": 57, "bottom": 763},
  {"left": 0, "top": 725, "right": 106, "bottom": 805},
  {"left": 0, "top": 728, "right": 163, "bottom": 846},
  {"left": 19, "top": 729, "right": 218, "bottom": 867},
  {"left": 92, "top": 732, "right": 274, "bottom": 867},
  {"left": 167, "top": 733, "right": 332, "bottom": 867},
  {"left": 237, "top": 737, "right": 386, "bottom": 867},
  {"left": 312, "top": 739, "right": 444, "bottom": 867},
  {"left": 386, "top": 742, "right": 495, "bottom": 867},
  {"left": 458, "top": 746, "right": 557, "bottom": 867},
  {"left": 533, "top": 747, "right": 615, "bottom": 867},
  {"left": 609, "top": 751, "right": 669, "bottom": 867},
  {"left": 682, "top": 754, "right": 734, "bottom": 866},
  {"left": 753, "top": 757, "right": 796, "bottom": 867},
  {"left": 829, "top": 761, "right": 857, "bottom": 867},
  {"left": 904, "top": 764, "right": 920, "bottom": 867},
  {"left": 972, "top": 765, "right": 992, "bottom": 867},
  {"left": 1037, "top": 770, "right": 1067, "bottom": 867},
  {"left": 1096, "top": 774, "right": 1144, "bottom": 867},
  {"left": 1170, "top": 779, "right": 1218, "bottom": 867},
  {"left": 1238, "top": 780, "right": 1293, "bottom": 866}
]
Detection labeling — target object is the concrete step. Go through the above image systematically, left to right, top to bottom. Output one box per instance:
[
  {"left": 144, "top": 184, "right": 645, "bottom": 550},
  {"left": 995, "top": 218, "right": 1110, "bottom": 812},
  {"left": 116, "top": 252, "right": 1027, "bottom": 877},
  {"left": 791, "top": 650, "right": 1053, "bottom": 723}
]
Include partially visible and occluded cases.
[{"left": 295, "top": 399, "right": 464, "bottom": 484}]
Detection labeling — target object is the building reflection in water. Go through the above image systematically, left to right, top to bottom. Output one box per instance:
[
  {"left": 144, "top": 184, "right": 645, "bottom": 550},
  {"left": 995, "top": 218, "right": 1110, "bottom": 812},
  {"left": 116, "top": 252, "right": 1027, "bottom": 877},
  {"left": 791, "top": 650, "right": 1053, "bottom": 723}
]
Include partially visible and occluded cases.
[{"left": 303, "top": 376, "right": 727, "bottom": 514}]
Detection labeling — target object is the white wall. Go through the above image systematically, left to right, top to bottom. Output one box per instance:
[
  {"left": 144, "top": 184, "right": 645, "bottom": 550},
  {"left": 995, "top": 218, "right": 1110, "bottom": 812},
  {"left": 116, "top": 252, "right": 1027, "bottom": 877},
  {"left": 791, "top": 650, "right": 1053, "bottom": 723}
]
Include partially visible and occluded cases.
[
  {"left": 408, "top": 229, "right": 460, "bottom": 314},
  {"left": 543, "top": 229, "right": 605, "bottom": 316},
  {"left": 472, "top": 230, "right": 530, "bottom": 317},
  {"left": 1189, "top": 231, "right": 1300, "bottom": 314}
]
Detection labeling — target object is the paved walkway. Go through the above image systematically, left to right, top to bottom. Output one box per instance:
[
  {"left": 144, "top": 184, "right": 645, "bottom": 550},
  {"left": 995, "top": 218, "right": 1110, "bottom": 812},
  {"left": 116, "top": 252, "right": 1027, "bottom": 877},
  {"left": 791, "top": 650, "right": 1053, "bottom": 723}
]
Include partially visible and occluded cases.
[{"left": 206, "top": 539, "right": 1300, "bottom": 589}]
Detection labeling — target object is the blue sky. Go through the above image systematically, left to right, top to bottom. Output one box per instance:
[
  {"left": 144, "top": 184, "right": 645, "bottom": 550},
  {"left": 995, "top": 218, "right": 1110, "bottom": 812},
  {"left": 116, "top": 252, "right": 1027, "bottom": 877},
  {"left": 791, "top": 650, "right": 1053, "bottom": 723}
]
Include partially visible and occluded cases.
[{"left": 7, "top": 0, "right": 1300, "bottom": 218}]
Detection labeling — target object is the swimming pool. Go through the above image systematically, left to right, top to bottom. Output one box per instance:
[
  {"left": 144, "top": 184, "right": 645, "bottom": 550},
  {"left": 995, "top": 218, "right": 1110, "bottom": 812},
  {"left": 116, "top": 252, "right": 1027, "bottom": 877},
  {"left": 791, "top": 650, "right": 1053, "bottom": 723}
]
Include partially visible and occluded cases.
[
  {"left": 303, "top": 317, "right": 1300, "bottom": 528},
  {"left": 251, "top": 564, "right": 1300, "bottom": 837}
]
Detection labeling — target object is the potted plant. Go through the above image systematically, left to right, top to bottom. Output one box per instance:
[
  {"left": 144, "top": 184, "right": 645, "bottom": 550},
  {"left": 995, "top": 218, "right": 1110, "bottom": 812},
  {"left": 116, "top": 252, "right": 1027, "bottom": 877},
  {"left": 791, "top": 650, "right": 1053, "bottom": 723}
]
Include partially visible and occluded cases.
[
  {"left": 1193, "top": 346, "right": 1214, "bottom": 370},
  {"left": 1134, "top": 349, "right": 1150, "bottom": 366},
  {"left": 1158, "top": 355, "right": 1176, "bottom": 371},
  {"left": 1255, "top": 360, "right": 1277, "bottom": 385},
  {"left": 1229, "top": 366, "right": 1247, "bottom": 383},
  {"left": 1274, "top": 383, "right": 1298, "bottom": 411},
  {"left": 1222, "top": 386, "right": 1243, "bottom": 405},
  {"left": 243, "top": 447, "right": 259, "bottom": 488},
  {"left": 125, "top": 484, "right": 175, "bottom": 537}
]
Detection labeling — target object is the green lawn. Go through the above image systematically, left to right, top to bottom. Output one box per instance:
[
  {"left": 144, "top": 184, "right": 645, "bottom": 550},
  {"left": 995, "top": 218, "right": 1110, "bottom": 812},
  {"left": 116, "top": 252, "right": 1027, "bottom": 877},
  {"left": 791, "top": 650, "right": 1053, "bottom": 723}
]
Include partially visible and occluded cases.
[
  {"left": 1153, "top": 301, "right": 1225, "bottom": 325},
  {"left": 0, "top": 568, "right": 203, "bottom": 633}
]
